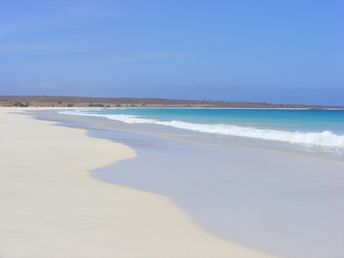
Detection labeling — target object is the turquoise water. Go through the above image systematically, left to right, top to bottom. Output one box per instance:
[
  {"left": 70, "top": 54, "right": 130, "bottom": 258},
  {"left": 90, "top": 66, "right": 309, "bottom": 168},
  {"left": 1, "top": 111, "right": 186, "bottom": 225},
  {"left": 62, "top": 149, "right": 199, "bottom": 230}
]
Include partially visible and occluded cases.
[
  {"left": 61, "top": 108, "right": 344, "bottom": 149},
  {"left": 85, "top": 108, "right": 344, "bottom": 132}
]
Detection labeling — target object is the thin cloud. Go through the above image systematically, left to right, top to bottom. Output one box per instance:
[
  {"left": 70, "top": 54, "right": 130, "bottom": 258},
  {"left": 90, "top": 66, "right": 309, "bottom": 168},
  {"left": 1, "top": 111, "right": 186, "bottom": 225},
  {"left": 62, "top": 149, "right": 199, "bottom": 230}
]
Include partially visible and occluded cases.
[
  {"left": 0, "top": 1, "right": 123, "bottom": 39},
  {"left": 63, "top": 2, "right": 123, "bottom": 19},
  {"left": 0, "top": 25, "right": 16, "bottom": 38},
  {"left": 0, "top": 43, "right": 61, "bottom": 53},
  {"left": 96, "top": 51, "right": 193, "bottom": 64},
  {"left": 2, "top": 81, "right": 57, "bottom": 90},
  {"left": 16, "top": 82, "right": 56, "bottom": 89}
]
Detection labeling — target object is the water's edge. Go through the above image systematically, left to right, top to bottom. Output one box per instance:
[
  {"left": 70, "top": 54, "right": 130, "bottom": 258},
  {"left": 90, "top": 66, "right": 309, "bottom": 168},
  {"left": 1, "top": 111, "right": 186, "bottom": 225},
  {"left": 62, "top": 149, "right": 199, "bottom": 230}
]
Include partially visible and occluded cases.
[
  {"left": 60, "top": 109, "right": 344, "bottom": 150},
  {"left": 31, "top": 110, "right": 344, "bottom": 258}
]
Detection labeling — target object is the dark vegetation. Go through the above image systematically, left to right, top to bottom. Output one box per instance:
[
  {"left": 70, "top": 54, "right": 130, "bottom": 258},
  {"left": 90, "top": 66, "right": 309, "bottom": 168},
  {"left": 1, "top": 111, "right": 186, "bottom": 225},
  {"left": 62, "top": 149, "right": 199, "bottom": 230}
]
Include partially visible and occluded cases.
[{"left": 0, "top": 96, "right": 342, "bottom": 109}]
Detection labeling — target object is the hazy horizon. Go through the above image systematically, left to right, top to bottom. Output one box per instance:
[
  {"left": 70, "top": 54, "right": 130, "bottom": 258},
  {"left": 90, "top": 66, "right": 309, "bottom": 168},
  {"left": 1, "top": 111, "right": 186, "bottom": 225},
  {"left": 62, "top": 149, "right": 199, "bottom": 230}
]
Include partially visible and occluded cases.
[
  {"left": 1, "top": 0, "right": 343, "bottom": 105},
  {"left": 2, "top": 94, "right": 344, "bottom": 107}
]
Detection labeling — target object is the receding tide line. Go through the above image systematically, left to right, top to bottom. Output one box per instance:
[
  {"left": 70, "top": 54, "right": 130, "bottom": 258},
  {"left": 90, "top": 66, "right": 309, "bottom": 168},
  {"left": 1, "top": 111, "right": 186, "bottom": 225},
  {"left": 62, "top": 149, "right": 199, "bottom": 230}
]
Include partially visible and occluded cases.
[{"left": 59, "top": 110, "right": 344, "bottom": 149}]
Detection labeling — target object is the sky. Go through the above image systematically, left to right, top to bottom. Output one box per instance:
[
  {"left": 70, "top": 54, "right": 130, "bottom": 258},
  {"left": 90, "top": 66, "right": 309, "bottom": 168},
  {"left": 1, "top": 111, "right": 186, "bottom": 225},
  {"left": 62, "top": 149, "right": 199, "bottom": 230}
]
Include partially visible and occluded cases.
[{"left": 0, "top": 0, "right": 343, "bottom": 105}]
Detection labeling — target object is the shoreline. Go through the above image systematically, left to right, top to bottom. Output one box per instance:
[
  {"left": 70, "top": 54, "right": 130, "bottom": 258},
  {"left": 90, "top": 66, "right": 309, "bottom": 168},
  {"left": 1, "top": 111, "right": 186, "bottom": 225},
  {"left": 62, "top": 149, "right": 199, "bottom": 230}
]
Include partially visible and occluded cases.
[
  {"left": 1, "top": 96, "right": 343, "bottom": 110},
  {"left": 3, "top": 106, "right": 344, "bottom": 110},
  {"left": 0, "top": 107, "right": 276, "bottom": 258},
  {"left": 32, "top": 108, "right": 344, "bottom": 258},
  {"left": 57, "top": 108, "right": 344, "bottom": 158}
]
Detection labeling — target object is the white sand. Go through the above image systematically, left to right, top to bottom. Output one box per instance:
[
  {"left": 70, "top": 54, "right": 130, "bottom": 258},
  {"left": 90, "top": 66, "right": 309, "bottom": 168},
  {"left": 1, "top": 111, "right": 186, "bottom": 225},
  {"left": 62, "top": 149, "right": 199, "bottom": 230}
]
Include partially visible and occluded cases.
[{"left": 0, "top": 108, "right": 276, "bottom": 258}]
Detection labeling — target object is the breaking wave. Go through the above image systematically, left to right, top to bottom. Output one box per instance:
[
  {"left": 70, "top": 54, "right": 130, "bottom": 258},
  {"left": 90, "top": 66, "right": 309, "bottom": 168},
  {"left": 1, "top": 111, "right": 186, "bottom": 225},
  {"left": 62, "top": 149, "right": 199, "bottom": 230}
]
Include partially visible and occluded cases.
[{"left": 59, "top": 110, "right": 344, "bottom": 149}]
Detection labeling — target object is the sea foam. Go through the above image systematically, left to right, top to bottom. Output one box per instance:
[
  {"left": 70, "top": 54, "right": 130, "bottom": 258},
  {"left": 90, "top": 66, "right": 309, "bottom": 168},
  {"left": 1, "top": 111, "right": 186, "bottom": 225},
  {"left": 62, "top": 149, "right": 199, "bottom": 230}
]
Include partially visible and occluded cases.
[{"left": 59, "top": 110, "right": 344, "bottom": 149}]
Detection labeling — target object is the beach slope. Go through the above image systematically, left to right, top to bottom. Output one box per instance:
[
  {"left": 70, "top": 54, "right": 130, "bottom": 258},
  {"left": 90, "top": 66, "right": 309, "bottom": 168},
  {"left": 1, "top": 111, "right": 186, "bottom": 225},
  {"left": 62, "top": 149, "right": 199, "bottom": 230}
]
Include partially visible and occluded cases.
[{"left": 0, "top": 108, "right": 275, "bottom": 258}]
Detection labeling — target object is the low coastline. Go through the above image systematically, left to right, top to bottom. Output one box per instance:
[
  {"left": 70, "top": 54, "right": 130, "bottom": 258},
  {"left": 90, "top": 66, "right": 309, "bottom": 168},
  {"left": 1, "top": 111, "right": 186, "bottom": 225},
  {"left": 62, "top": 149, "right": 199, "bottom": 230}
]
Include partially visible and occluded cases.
[
  {"left": 2, "top": 96, "right": 343, "bottom": 110},
  {"left": 0, "top": 107, "right": 276, "bottom": 258},
  {"left": 33, "top": 108, "right": 344, "bottom": 258}
]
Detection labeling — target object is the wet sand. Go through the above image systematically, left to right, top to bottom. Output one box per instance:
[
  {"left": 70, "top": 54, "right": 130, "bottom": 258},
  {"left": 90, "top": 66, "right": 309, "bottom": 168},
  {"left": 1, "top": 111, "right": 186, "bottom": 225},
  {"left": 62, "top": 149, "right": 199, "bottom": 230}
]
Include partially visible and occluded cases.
[{"left": 35, "top": 109, "right": 344, "bottom": 258}]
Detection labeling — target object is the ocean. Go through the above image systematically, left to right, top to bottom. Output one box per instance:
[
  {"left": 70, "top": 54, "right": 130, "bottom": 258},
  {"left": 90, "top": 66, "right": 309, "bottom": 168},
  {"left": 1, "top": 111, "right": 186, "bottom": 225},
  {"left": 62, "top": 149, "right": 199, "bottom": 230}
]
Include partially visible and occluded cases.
[{"left": 60, "top": 108, "right": 344, "bottom": 151}]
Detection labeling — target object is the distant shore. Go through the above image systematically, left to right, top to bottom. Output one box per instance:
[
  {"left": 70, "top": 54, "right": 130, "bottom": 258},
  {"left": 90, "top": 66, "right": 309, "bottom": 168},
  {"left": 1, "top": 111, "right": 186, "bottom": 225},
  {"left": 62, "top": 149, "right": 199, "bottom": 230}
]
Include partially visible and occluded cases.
[{"left": 1, "top": 95, "right": 343, "bottom": 109}]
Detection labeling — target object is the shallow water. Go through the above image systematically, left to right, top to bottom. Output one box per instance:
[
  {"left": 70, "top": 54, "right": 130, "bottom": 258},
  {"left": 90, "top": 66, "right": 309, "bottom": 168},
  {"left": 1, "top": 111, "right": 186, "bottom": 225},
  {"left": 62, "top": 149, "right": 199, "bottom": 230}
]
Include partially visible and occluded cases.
[
  {"left": 60, "top": 108, "right": 344, "bottom": 150},
  {"left": 34, "top": 110, "right": 344, "bottom": 258}
]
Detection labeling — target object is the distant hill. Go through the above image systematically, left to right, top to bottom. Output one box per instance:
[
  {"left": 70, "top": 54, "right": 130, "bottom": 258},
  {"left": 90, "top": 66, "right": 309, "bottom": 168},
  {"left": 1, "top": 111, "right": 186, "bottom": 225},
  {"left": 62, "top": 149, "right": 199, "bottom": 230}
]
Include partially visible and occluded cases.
[{"left": 0, "top": 95, "right": 342, "bottom": 109}]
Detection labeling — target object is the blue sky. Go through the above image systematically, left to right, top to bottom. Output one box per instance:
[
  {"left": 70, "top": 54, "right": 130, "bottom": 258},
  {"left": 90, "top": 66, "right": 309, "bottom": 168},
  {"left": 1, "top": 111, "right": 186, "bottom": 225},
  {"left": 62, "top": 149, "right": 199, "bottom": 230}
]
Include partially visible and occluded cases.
[{"left": 0, "top": 0, "right": 343, "bottom": 105}]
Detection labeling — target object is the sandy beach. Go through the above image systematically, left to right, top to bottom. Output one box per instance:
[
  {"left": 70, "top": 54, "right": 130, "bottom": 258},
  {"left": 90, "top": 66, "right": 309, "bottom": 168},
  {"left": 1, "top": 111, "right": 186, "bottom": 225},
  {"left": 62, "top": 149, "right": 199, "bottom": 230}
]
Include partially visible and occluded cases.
[{"left": 0, "top": 108, "right": 276, "bottom": 258}]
